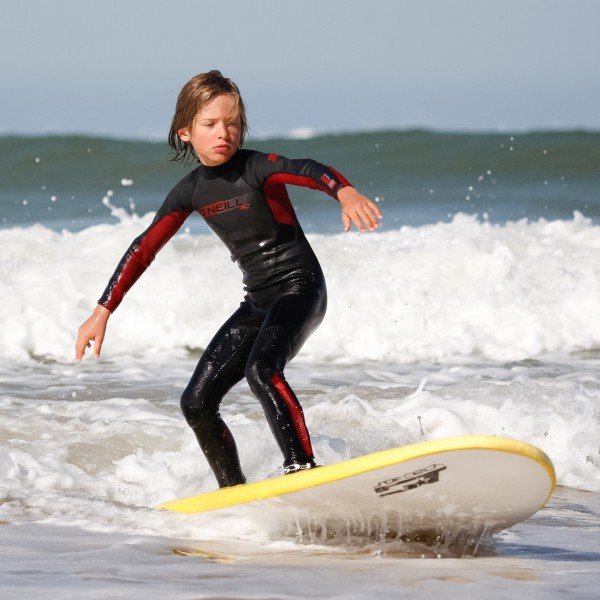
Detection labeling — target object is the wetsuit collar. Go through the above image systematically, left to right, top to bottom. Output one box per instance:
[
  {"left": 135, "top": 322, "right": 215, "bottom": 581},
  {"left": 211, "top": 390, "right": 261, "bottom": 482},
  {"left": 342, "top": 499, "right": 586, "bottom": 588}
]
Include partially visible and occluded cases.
[{"left": 199, "top": 153, "right": 238, "bottom": 179}]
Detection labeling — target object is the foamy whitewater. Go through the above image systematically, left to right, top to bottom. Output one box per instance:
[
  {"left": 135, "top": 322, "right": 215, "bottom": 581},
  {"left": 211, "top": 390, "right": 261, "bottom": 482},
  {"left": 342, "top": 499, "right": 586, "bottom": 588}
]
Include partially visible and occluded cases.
[{"left": 1, "top": 131, "right": 600, "bottom": 598}]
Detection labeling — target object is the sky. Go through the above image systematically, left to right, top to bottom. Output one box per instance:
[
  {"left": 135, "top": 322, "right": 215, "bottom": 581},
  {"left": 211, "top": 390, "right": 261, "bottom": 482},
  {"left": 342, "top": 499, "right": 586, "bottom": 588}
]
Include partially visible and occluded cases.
[{"left": 2, "top": 0, "right": 599, "bottom": 139}]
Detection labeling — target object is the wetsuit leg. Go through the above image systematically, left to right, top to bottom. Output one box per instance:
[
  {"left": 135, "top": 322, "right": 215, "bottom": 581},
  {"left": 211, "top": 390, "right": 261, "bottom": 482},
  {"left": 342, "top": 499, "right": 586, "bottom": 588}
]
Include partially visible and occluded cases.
[
  {"left": 244, "top": 287, "right": 327, "bottom": 470},
  {"left": 180, "top": 299, "right": 262, "bottom": 487}
]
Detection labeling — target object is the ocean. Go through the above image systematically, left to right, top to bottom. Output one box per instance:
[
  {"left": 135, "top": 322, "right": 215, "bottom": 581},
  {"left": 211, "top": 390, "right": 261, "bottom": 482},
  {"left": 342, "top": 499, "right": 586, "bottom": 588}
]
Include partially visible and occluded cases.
[{"left": 1, "top": 130, "right": 599, "bottom": 598}]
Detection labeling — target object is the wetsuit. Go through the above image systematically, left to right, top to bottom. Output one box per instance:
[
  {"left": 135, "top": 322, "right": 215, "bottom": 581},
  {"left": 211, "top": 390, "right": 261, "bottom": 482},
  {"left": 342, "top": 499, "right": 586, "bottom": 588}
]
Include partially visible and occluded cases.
[{"left": 99, "top": 149, "right": 351, "bottom": 487}]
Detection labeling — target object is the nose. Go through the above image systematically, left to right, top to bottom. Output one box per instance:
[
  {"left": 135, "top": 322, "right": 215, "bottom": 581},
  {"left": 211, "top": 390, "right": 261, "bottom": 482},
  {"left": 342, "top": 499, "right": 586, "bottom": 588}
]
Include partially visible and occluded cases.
[{"left": 216, "top": 121, "right": 228, "bottom": 138}]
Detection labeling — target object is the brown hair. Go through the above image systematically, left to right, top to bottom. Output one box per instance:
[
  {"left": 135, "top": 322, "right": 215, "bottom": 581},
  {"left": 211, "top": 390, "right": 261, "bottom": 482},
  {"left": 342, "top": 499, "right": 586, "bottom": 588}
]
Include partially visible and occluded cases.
[{"left": 168, "top": 70, "right": 248, "bottom": 164}]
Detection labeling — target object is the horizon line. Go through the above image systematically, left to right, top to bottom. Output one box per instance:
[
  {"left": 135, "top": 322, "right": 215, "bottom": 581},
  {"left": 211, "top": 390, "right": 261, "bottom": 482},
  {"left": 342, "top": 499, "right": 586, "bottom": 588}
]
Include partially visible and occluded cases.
[{"left": 2, "top": 124, "right": 599, "bottom": 143}]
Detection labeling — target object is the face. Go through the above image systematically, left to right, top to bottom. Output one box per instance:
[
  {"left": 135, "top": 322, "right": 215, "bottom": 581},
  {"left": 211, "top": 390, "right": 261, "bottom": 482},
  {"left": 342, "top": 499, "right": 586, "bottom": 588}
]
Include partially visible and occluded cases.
[{"left": 178, "top": 94, "right": 241, "bottom": 166}]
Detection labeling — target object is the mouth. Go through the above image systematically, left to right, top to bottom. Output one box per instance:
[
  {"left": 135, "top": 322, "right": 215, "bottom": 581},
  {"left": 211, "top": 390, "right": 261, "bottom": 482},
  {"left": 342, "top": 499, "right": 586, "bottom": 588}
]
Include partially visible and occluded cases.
[{"left": 213, "top": 144, "right": 231, "bottom": 152}]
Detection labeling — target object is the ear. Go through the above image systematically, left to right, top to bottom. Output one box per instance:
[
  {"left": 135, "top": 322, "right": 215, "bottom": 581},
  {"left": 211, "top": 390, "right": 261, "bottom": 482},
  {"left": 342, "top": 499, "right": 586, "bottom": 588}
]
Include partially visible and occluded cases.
[{"left": 178, "top": 128, "right": 191, "bottom": 142}]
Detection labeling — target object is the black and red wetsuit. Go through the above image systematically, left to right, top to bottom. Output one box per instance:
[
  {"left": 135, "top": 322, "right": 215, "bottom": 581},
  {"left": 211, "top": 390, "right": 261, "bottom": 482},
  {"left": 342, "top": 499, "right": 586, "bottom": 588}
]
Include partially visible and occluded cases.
[{"left": 99, "top": 149, "right": 351, "bottom": 487}]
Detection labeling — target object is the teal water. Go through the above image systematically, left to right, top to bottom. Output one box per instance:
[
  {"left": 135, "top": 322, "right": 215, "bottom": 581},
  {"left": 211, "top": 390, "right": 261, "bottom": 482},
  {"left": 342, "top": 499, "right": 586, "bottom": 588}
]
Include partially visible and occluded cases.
[{"left": 2, "top": 129, "right": 599, "bottom": 232}]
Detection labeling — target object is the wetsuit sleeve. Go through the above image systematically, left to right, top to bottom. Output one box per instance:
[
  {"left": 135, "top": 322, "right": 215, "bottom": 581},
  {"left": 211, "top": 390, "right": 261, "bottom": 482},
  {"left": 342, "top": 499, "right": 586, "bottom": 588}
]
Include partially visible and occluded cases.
[
  {"left": 246, "top": 152, "right": 352, "bottom": 200},
  {"left": 98, "top": 178, "right": 195, "bottom": 313}
]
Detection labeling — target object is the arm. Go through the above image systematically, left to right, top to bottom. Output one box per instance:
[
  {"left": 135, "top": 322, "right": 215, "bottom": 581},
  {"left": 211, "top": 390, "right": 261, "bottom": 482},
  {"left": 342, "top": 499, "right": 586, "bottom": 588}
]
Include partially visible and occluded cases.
[
  {"left": 250, "top": 152, "right": 382, "bottom": 232},
  {"left": 75, "top": 178, "right": 194, "bottom": 360},
  {"left": 97, "top": 206, "right": 192, "bottom": 313}
]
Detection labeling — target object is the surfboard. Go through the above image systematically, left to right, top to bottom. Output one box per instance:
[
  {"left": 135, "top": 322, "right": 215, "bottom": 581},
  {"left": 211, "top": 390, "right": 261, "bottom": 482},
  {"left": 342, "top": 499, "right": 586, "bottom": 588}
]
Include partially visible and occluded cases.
[{"left": 158, "top": 435, "right": 555, "bottom": 538}]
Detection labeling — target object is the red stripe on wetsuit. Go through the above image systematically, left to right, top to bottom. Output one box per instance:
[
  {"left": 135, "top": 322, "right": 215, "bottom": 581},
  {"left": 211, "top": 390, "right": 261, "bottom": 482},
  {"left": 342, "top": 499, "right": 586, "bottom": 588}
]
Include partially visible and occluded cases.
[
  {"left": 262, "top": 168, "right": 351, "bottom": 226},
  {"left": 101, "top": 209, "right": 191, "bottom": 312},
  {"left": 271, "top": 371, "right": 314, "bottom": 457}
]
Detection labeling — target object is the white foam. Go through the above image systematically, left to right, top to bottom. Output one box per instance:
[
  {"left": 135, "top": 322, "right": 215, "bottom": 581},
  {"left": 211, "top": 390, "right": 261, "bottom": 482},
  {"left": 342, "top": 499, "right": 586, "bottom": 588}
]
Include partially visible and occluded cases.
[
  {"left": 289, "top": 127, "right": 316, "bottom": 140},
  {"left": 1, "top": 211, "right": 599, "bottom": 363},
  {"left": 1, "top": 357, "right": 598, "bottom": 525}
]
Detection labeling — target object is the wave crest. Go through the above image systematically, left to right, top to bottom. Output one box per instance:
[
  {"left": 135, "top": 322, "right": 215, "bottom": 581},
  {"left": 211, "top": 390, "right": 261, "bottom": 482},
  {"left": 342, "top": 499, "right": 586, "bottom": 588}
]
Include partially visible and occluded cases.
[{"left": 1, "top": 212, "right": 599, "bottom": 362}]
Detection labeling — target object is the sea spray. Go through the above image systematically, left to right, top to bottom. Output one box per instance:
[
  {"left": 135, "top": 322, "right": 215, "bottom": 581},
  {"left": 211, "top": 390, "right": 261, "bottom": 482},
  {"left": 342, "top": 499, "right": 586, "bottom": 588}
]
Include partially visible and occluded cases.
[{"left": 2, "top": 212, "right": 599, "bottom": 363}]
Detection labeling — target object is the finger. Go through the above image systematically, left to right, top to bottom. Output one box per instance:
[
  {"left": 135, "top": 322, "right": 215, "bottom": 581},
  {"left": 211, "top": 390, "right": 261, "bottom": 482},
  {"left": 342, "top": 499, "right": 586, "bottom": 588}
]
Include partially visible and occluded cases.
[
  {"left": 368, "top": 201, "right": 383, "bottom": 219},
  {"left": 365, "top": 202, "right": 383, "bottom": 224},
  {"left": 354, "top": 206, "right": 377, "bottom": 231},
  {"left": 357, "top": 207, "right": 378, "bottom": 231},
  {"left": 342, "top": 212, "right": 351, "bottom": 232},
  {"left": 350, "top": 212, "right": 366, "bottom": 233},
  {"left": 94, "top": 333, "right": 104, "bottom": 357},
  {"left": 75, "top": 338, "right": 86, "bottom": 361}
]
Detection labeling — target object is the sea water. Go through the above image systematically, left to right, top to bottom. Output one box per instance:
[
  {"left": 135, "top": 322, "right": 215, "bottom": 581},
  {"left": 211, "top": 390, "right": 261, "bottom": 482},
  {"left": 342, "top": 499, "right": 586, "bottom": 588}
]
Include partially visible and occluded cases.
[{"left": 1, "top": 131, "right": 599, "bottom": 598}]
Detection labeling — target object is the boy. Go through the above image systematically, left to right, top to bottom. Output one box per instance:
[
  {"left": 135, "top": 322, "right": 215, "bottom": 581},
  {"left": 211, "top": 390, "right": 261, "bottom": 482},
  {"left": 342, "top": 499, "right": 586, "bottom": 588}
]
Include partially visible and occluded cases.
[{"left": 76, "top": 70, "right": 381, "bottom": 487}]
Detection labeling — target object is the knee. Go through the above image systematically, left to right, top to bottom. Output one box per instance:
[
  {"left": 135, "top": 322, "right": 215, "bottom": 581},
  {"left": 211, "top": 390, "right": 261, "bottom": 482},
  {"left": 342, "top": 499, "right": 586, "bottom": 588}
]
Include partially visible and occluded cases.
[
  {"left": 244, "top": 359, "right": 272, "bottom": 394},
  {"left": 180, "top": 386, "right": 213, "bottom": 429}
]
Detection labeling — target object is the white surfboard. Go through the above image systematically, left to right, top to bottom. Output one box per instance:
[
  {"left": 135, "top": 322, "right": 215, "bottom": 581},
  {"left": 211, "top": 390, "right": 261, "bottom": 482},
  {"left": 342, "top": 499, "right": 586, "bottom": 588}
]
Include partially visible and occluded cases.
[{"left": 159, "top": 435, "right": 555, "bottom": 538}]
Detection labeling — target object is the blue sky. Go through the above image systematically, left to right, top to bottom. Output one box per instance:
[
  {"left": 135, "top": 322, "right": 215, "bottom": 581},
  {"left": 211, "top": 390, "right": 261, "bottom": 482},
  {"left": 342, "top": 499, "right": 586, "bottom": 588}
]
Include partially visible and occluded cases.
[{"left": 2, "top": 0, "right": 599, "bottom": 138}]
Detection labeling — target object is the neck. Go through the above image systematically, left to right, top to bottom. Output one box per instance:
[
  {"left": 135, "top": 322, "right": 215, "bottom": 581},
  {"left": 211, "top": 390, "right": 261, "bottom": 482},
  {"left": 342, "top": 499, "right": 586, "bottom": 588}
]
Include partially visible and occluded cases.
[{"left": 199, "top": 152, "right": 239, "bottom": 179}]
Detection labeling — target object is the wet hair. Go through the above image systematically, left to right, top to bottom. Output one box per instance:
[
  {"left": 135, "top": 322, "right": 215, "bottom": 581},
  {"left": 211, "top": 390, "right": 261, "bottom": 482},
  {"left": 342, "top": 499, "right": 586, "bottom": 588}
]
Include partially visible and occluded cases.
[{"left": 168, "top": 70, "right": 248, "bottom": 164}]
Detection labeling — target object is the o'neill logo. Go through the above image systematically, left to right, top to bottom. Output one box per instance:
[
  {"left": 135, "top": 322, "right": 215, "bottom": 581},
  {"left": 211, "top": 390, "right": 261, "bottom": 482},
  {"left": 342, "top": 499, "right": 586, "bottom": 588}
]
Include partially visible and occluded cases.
[
  {"left": 320, "top": 173, "right": 338, "bottom": 190},
  {"left": 199, "top": 196, "right": 251, "bottom": 218}
]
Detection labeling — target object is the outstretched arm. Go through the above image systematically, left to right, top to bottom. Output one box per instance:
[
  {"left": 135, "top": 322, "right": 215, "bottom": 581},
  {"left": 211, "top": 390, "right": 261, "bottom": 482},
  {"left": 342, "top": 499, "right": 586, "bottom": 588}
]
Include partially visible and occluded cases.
[
  {"left": 250, "top": 152, "right": 382, "bottom": 233},
  {"left": 75, "top": 176, "right": 195, "bottom": 360},
  {"left": 98, "top": 208, "right": 191, "bottom": 313},
  {"left": 75, "top": 210, "right": 189, "bottom": 361}
]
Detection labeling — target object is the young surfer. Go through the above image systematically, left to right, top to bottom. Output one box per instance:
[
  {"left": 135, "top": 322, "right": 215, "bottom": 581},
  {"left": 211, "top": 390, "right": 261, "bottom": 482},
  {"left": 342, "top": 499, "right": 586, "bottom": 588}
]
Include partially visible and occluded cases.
[{"left": 75, "top": 70, "right": 382, "bottom": 488}]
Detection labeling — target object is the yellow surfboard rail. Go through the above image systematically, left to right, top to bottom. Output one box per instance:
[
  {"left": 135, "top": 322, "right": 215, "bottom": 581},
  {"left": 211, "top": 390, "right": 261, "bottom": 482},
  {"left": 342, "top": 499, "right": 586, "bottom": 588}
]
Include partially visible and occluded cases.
[{"left": 157, "top": 434, "right": 556, "bottom": 515}]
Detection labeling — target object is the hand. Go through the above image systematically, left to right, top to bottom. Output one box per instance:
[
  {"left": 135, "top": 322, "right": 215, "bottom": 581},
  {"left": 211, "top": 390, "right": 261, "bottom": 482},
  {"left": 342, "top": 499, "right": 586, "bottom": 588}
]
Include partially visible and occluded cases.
[
  {"left": 338, "top": 187, "right": 383, "bottom": 233},
  {"left": 75, "top": 304, "right": 110, "bottom": 361}
]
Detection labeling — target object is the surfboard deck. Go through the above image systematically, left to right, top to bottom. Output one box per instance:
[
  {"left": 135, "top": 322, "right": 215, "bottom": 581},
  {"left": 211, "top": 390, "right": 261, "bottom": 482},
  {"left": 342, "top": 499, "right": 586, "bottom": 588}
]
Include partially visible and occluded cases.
[{"left": 158, "top": 435, "right": 555, "bottom": 537}]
